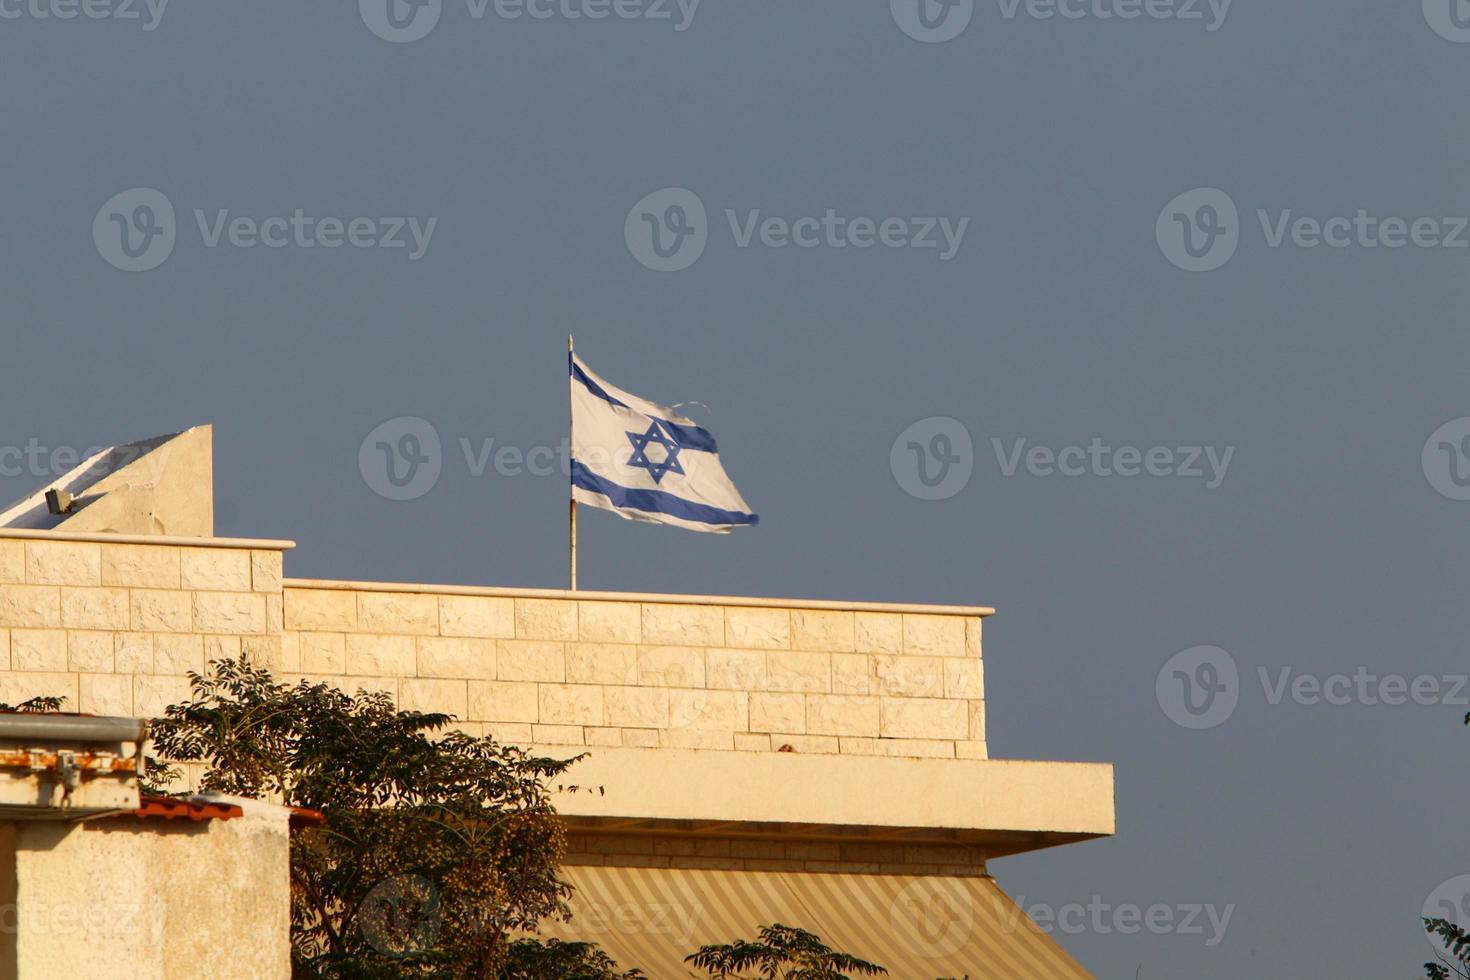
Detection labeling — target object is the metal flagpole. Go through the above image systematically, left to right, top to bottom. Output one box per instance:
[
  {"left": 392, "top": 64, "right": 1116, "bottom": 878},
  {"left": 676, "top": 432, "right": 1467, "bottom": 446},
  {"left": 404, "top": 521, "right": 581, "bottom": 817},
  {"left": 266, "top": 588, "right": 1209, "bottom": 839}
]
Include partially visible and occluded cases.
[{"left": 568, "top": 334, "right": 577, "bottom": 591}]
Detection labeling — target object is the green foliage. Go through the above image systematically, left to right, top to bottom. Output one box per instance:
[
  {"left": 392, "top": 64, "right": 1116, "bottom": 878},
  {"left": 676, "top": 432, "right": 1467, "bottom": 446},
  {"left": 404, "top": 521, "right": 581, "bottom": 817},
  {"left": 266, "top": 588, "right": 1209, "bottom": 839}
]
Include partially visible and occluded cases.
[
  {"left": 148, "top": 658, "right": 584, "bottom": 978},
  {"left": 145, "top": 659, "right": 896, "bottom": 980},
  {"left": 0, "top": 695, "right": 66, "bottom": 712},
  {"left": 1422, "top": 713, "right": 1470, "bottom": 980},
  {"left": 685, "top": 923, "right": 887, "bottom": 980},
  {"left": 503, "top": 938, "right": 645, "bottom": 979}
]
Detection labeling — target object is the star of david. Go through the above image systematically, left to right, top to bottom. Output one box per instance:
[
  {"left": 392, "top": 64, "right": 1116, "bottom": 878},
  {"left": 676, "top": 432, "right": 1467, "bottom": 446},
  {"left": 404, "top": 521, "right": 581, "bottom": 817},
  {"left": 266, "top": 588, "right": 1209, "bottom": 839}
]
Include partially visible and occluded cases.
[{"left": 626, "top": 420, "right": 685, "bottom": 484}]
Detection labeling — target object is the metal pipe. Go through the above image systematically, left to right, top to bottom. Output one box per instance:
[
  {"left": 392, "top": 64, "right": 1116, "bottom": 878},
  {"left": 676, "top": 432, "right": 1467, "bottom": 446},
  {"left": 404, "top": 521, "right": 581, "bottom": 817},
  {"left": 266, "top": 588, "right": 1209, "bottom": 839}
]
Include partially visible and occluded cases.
[{"left": 0, "top": 714, "right": 146, "bottom": 743}]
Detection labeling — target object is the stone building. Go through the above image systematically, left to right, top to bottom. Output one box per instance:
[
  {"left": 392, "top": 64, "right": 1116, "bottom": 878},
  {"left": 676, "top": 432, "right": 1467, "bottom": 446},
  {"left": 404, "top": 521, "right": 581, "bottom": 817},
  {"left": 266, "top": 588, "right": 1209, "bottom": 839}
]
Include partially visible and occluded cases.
[{"left": 0, "top": 427, "right": 1114, "bottom": 977}]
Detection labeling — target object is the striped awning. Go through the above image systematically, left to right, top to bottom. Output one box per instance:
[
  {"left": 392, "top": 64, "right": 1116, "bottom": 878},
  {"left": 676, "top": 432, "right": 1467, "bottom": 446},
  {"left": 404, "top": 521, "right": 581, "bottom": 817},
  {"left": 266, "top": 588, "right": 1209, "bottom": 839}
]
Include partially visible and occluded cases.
[{"left": 538, "top": 865, "right": 1091, "bottom": 979}]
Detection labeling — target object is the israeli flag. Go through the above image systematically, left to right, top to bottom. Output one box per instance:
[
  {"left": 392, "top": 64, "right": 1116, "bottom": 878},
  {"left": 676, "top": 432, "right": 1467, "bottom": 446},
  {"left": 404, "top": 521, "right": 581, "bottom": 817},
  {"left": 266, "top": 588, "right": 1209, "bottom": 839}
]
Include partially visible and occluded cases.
[{"left": 570, "top": 353, "right": 759, "bottom": 533}]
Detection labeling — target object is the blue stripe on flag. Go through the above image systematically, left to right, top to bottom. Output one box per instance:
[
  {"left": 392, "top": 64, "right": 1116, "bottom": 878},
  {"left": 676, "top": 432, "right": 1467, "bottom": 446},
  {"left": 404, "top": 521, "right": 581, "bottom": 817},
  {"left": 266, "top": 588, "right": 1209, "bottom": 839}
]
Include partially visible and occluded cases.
[
  {"left": 570, "top": 354, "right": 719, "bottom": 453},
  {"left": 571, "top": 461, "right": 759, "bottom": 527}
]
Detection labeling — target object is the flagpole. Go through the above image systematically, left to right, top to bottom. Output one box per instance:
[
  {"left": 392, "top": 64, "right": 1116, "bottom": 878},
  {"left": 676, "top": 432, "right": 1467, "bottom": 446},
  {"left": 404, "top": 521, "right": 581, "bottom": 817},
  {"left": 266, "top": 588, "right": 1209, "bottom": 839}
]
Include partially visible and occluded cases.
[{"left": 568, "top": 334, "right": 577, "bottom": 591}]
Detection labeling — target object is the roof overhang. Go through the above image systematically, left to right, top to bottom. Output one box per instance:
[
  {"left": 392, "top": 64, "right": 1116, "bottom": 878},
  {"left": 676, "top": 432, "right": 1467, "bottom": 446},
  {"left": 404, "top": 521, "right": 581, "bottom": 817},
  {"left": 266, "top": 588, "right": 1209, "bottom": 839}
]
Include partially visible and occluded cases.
[{"left": 545, "top": 748, "right": 1113, "bottom": 859}]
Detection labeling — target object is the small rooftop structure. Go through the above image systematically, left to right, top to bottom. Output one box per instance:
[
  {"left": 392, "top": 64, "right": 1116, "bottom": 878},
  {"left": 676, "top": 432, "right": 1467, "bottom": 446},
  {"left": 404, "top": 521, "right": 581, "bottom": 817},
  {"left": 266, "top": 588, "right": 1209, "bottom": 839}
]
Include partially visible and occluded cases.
[{"left": 0, "top": 425, "right": 213, "bottom": 537}]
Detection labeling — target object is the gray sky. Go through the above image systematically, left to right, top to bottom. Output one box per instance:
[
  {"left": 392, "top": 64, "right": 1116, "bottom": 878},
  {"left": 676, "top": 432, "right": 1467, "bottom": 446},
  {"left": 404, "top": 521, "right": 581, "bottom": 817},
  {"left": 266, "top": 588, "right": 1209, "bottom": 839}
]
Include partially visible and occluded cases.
[{"left": 4, "top": 0, "right": 1469, "bottom": 974}]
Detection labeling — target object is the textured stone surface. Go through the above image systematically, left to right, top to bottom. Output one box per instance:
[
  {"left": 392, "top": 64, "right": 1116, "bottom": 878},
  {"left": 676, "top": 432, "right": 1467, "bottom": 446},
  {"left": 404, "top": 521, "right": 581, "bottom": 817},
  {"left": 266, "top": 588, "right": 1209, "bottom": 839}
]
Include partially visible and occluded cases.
[
  {"left": 0, "top": 541, "right": 23, "bottom": 584},
  {"left": 24, "top": 542, "right": 101, "bottom": 586},
  {"left": 101, "top": 545, "right": 180, "bottom": 589},
  {"left": 0, "top": 546, "right": 988, "bottom": 760},
  {"left": 180, "top": 548, "right": 252, "bottom": 592},
  {"left": 0, "top": 586, "right": 62, "bottom": 628},
  {"left": 61, "top": 587, "right": 129, "bottom": 630},
  {"left": 284, "top": 588, "right": 357, "bottom": 631},
  {"left": 131, "top": 590, "right": 194, "bottom": 633},
  {"left": 193, "top": 592, "right": 266, "bottom": 634},
  {"left": 358, "top": 592, "right": 438, "bottom": 635},
  {"left": 439, "top": 595, "right": 514, "bottom": 638},
  {"left": 515, "top": 598, "right": 578, "bottom": 641},
  {"left": 576, "top": 601, "right": 640, "bottom": 643},
  {"left": 641, "top": 603, "right": 723, "bottom": 646},
  {"left": 723, "top": 607, "right": 790, "bottom": 649},
  {"left": 791, "top": 610, "right": 854, "bottom": 652},
  {"left": 903, "top": 614, "right": 968, "bottom": 657},
  {"left": 11, "top": 630, "right": 66, "bottom": 672},
  {"left": 67, "top": 630, "right": 114, "bottom": 672},
  {"left": 345, "top": 634, "right": 416, "bottom": 676},
  {"left": 417, "top": 636, "right": 495, "bottom": 679},
  {"left": 497, "top": 641, "right": 565, "bottom": 682},
  {"left": 566, "top": 643, "right": 637, "bottom": 685},
  {"left": 637, "top": 646, "right": 704, "bottom": 688},
  {"left": 706, "top": 648, "right": 766, "bottom": 690},
  {"left": 766, "top": 652, "right": 830, "bottom": 693},
  {"left": 468, "top": 680, "right": 539, "bottom": 722},
  {"left": 539, "top": 684, "right": 605, "bottom": 726},
  {"left": 604, "top": 686, "right": 670, "bottom": 728},
  {"left": 748, "top": 692, "right": 806, "bottom": 733},
  {"left": 806, "top": 695, "right": 880, "bottom": 736}
]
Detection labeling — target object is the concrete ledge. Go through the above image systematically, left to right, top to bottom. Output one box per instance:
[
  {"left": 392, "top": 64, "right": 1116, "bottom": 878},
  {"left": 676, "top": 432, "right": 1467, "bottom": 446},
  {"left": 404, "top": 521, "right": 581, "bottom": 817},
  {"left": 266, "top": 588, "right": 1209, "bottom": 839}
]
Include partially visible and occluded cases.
[
  {"left": 0, "top": 529, "right": 296, "bottom": 550},
  {"left": 285, "top": 578, "right": 995, "bottom": 618},
  {"left": 541, "top": 748, "right": 1113, "bottom": 849}
]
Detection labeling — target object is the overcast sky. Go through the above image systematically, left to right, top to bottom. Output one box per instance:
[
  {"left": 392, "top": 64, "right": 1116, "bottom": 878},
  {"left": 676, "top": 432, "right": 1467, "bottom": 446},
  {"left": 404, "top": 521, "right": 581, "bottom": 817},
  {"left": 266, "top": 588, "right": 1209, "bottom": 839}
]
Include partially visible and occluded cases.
[{"left": 4, "top": 1, "right": 1470, "bottom": 975}]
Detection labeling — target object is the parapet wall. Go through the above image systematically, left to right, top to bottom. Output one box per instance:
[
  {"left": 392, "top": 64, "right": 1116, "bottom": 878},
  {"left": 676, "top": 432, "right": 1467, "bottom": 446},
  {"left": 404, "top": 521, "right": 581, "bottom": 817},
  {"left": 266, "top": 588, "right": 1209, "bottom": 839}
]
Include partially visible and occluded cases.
[
  {"left": 0, "top": 533, "right": 989, "bottom": 765},
  {"left": 283, "top": 581, "right": 988, "bottom": 758}
]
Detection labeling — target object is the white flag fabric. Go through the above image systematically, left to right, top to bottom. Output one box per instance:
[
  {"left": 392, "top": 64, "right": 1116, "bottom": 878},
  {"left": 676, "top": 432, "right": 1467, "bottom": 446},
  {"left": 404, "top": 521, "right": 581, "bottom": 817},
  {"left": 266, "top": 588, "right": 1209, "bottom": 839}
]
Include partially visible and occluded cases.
[{"left": 570, "top": 353, "right": 758, "bottom": 533}]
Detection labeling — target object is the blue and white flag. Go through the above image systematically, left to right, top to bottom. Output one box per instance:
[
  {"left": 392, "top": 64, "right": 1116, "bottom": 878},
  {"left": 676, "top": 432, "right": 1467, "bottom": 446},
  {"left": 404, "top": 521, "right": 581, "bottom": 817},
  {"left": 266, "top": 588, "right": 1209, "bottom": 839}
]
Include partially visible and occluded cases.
[{"left": 570, "top": 353, "right": 758, "bottom": 533}]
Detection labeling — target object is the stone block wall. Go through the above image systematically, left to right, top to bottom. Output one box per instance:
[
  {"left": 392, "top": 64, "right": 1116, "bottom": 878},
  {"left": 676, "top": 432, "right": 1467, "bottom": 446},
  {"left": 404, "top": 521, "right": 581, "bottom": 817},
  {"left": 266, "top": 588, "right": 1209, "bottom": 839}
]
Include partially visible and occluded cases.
[
  {"left": 0, "top": 533, "right": 988, "bottom": 764},
  {"left": 0, "top": 537, "right": 282, "bottom": 720},
  {"left": 283, "top": 583, "right": 988, "bottom": 759}
]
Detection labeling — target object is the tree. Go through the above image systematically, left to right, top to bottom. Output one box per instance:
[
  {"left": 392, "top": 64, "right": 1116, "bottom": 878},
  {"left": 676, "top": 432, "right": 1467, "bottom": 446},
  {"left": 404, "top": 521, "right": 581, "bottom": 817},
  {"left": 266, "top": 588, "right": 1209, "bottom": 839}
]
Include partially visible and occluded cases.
[
  {"left": 146, "top": 658, "right": 894, "bottom": 979},
  {"left": 148, "top": 658, "right": 593, "bottom": 978},
  {"left": 1422, "top": 712, "right": 1470, "bottom": 980},
  {"left": 685, "top": 923, "right": 888, "bottom": 979}
]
